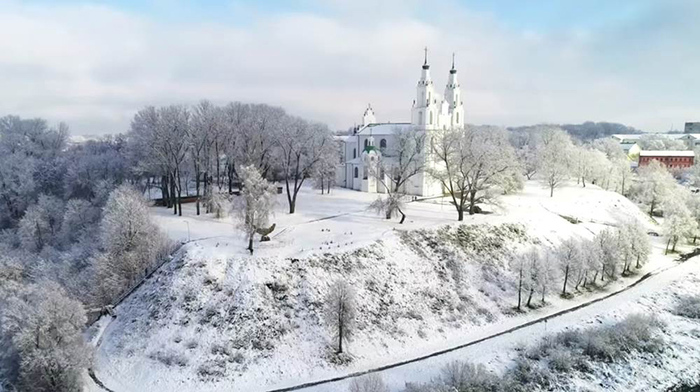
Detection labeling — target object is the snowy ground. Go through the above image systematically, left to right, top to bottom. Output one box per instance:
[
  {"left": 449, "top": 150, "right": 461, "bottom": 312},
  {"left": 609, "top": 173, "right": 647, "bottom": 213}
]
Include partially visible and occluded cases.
[
  {"left": 89, "top": 182, "right": 686, "bottom": 392},
  {"left": 301, "top": 257, "right": 700, "bottom": 392}
]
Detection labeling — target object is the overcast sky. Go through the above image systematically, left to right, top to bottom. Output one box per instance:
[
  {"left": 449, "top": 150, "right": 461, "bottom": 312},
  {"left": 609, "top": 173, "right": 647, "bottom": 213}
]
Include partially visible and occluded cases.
[{"left": 1, "top": 0, "right": 698, "bottom": 135}]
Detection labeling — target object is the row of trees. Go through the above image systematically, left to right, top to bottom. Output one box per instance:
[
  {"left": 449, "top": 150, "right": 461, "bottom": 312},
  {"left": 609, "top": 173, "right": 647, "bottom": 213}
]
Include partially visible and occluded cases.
[
  {"left": 130, "top": 101, "right": 338, "bottom": 216},
  {"left": 510, "top": 126, "right": 633, "bottom": 197},
  {"left": 512, "top": 221, "right": 650, "bottom": 310}
]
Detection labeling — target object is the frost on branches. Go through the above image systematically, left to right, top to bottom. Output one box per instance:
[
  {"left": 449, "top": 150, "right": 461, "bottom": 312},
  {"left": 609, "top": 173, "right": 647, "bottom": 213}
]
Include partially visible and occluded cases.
[
  {"left": 431, "top": 125, "right": 520, "bottom": 221},
  {"left": 234, "top": 165, "right": 276, "bottom": 254},
  {"left": 96, "top": 185, "right": 169, "bottom": 304},
  {"left": 1, "top": 281, "right": 92, "bottom": 392}
]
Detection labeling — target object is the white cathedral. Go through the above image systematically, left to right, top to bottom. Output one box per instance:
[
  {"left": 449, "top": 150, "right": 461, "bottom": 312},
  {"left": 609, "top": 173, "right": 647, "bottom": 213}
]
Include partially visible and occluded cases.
[{"left": 336, "top": 50, "right": 464, "bottom": 197}]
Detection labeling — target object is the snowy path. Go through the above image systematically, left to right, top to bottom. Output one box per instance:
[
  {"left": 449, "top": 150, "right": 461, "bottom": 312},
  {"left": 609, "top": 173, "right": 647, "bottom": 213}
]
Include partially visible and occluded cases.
[{"left": 291, "top": 256, "right": 700, "bottom": 392}]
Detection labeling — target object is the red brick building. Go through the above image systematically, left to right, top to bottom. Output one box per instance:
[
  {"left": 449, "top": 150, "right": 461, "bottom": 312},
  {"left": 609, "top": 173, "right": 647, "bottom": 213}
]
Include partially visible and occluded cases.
[{"left": 638, "top": 150, "right": 695, "bottom": 169}]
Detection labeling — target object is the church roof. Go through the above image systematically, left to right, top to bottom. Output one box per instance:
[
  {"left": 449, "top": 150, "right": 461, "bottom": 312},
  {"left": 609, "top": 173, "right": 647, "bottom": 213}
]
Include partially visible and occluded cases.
[{"left": 356, "top": 122, "right": 413, "bottom": 136}]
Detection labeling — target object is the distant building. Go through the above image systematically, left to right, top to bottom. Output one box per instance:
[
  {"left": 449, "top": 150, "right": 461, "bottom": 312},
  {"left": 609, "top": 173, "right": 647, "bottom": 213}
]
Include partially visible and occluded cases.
[
  {"left": 685, "top": 122, "right": 700, "bottom": 134},
  {"left": 611, "top": 133, "right": 700, "bottom": 151},
  {"left": 638, "top": 150, "right": 695, "bottom": 169}
]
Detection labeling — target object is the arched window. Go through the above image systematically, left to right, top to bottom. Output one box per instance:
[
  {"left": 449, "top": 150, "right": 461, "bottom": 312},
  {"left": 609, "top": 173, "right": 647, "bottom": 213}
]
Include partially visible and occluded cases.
[
  {"left": 428, "top": 92, "right": 431, "bottom": 102},
  {"left": 418, "top": 111, "right": 423, "bottom": 124},
  {"left": 429, "top": 111, "right": 433, "bottom": 125},
  {"left": 456, "top": 112, "right": 459, "bottom": 124},
  {"left": 364, "top": 139, "right": 369, "bottom": 148},
  {"left": 380, "top": 139, "right": 387, "bottom": 149},
  {"left": 352, "top": 148, "right": 356, "bottom": 159},
  {"left": 354, "top": 167, "right": 358, "bottom": 178},
  {"left": 363, "top": 168, "right": 368, "bottom": 180}
]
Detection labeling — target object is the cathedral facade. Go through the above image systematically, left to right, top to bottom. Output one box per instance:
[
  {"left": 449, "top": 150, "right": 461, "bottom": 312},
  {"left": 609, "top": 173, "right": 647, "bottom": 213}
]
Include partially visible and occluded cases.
[{"left": 336, "top": 51, "right": 465, "bottom": 197}]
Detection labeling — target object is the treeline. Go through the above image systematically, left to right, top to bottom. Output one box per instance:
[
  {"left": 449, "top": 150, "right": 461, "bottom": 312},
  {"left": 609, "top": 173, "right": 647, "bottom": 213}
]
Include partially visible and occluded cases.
[
  {"left": 129, "top": 101, "right": 338, "bottom": 216},
  {"left": 0, "top": 116, "right": 172, "bottom": 391},
  {"left": 509, "top": 121, "right": 643, "bottom": 142},
  {"left": 512, "top": 222, "right": 650, "bottom": 310}
]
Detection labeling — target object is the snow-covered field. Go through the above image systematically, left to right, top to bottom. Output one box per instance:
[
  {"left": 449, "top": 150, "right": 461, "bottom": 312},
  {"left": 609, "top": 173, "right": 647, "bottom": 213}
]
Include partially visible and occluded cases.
[{"left": 89, "top": 182, "right": 690, "bottom": 392}]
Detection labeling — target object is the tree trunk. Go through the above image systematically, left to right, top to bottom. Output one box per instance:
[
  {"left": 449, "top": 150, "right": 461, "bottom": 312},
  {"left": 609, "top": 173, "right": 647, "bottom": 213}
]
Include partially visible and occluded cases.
[
  {"left": 228, "top": 163, "right": 235, "bottom": 194},
  {"left": 177, "top": 169, "right": 183, "bottom": 217},
  {"left": 195, "top": 172, "right": 201, "bottom": 216},
  {"left": 170, "top": 174, "right": 177, "bottom": 215},
  {"left": 161, "top": 175, "right": 170, "bottom": 207},
  {"left": 621, "top": 176, "right": 626, "bottom": 196},
  {"left": 550, "top": 184, "right": 554, "bottom": 197},
  {"left": 468, "top": 190, "right": 477, "bottom": 215},
  {"left": 398, "top": 206, "right": 406, "bottom": 224},
  {"left": 457, "top": 208, "right": 464, "bottom": 222},
  {"left": 248, "top": 236, "right": 254, "bottom": 254},
  {"left": 665, "top": 238, "right": 671, "bottom": 255},
  {"left": 636, "top": 254, "right": 641, "bottom": 269},
  {"left": 562, "top": 265, "right": 569, "bottom": 295},
  {"left": 517, "top": 268, "right": 523, "bottom": 311},
  {"left": 541, "top": 283, "right": 546, "bottom": 304},
  {"left": 527, "top": 287, "right": 534, "bottom": 308},
  {"left": 338, "top": 316, "right": 344, "bottom": 354}
]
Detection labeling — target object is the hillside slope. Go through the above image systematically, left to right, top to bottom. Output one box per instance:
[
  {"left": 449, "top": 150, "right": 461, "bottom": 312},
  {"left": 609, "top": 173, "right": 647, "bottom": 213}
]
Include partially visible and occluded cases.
[{"left": 94, "top": 183, "right": 661, "bottom": 391}]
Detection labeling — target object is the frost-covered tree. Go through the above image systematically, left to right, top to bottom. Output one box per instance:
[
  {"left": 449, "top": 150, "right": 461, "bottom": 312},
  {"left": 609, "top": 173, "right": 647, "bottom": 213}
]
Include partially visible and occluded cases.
[
  {"left": 189, "top": 100, "right": 220, "bottom": 215},
  {"left": 231, "top": 103, "right": 285, "bottom": 182},
  {"left": 130, "top": 105, "right": 190, "bottom": 216},
  {"left": 0, "top": 115, "right": 67, "bottom": 228},
  {"left": 278, "top": 118, "right": 334, "bottom": 213},
  {"left": 431, "top": 125, "right": 519, "bottom": 220},
  {"left": 369, "top": 126, "right": 425, "bottom": 223},
  {"left": 537, "top": 127, "right": 573, "bottom": 197},
  {"left": 637, "top": 134, "right": 688, "bottom": 151},
  {"left": 63, "top": 137, "right": 130, "bottom": 202},
  {"left": 313, "top": 140, "right": 339, "bottom": 195},
  {"left": 612, "top": 157, "right": 633, "bottom": 196},
  {"left": 631, "top": 160, "right": 676, "bottom": 217},
  {"left": 234, "top": 165, "right": 277, "bottom": 254},
  {"left": 97, "top": 185, "right": 167, "bottom": 303},
  {"left": 662, "top": 190, "right": 697, "bottom": 254},
  {"left": 206, "top": 192, "right": 229, "bottom": 219},
  {"left": 368, "top": 193, "right": 406, "bottom": 224},
  {"left": 17, "top": 195, "right": 64, "bottom": 253},
  {"left": 60, "top": 198, "right": 100, "bottom": 246},
  {"left": 624, "top": 219, "right": 651, "bottom": 271},
  {"left": 594, "top": 229, "right": 620, "bottom": 281},
  {"left": 556, "top": 238, "right": 582, "bottom": 296},
  {"left": 575, "top": 238, "right": 598, "bottom": 289},
  {"left": 511, "top": 248, "right": 541, "bottom": 310},
  {"left": 325, "top": 279, "right": 356, "bottom": 354},
  {"left": 1, "top": 281, "right": 92, "bottom": 392},
  {"left": 348, "top": 374, "right": 389, "bottom": 392}
]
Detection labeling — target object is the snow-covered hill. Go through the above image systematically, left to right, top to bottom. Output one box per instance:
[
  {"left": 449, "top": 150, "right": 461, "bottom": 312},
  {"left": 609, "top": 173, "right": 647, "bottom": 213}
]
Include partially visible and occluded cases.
[{"left": 93, "top": 182, "right": 664, "bottom": 391}]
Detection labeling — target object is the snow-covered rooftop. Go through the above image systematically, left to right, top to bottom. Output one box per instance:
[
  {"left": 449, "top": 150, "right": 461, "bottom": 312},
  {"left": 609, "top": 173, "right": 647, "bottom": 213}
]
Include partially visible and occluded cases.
[
  {"left": 356, "top": 122, "right": 413, "bottom": 136},
  {"left": 612, "top": 133, "right": 700, "bottom": 140},
  {"left": 639, "top": 150, "right": 695, "bottom": 157}
]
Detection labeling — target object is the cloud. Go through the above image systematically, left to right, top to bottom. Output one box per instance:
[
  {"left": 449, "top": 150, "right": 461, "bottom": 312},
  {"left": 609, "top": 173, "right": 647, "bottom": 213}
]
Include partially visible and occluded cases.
[{"left": 0, "top": 0, "right": 698, "bottom": 135}]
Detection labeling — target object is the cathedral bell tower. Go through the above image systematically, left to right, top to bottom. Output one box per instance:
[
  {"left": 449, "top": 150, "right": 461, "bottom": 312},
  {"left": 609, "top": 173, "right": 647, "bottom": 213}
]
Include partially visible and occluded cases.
[
  {"left": 412, "top": 47, "right": 439, "bottom": 130},
  {"left": 444, "top": 53, "right": 464, "bottom": 129}
]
